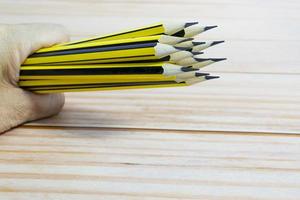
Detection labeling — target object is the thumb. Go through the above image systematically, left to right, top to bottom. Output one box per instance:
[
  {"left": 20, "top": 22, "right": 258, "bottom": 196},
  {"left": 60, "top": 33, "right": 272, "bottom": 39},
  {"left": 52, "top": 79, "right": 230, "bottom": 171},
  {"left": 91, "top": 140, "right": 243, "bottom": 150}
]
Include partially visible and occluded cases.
[
  {"left": 6, "top": 23, "right": 70, "bottom": 85},
  {"left": 15, "top": 23, "right": 69, "bottom": 54},
  {"left": 0, "top": 24, "right": 68, "bottom": 132},
  {"left": 17, "top": 24, "right": 69, "bottom": 122},
  {"left": 0, "top": 87, "right": 65, "bottom": 126},
  {"left": 22, "top": 90, "right": 65, "bottom": 123}
]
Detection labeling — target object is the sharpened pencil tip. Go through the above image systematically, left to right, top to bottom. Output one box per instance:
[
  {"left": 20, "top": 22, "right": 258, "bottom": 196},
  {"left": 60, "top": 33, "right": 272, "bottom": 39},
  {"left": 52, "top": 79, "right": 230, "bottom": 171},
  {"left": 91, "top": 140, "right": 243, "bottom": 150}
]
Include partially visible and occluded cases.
[
  {"left": 185, "top": 22, "right": 199, "bottom": 28},
  {"left": 204, "top": 25, "right": 218, "bottom": 31},
  {"left": 172, "top": 30, "right": 185, "bottom": 37},
  {"left": 181, "top": 38, "right": 194, "bottom": 42},
  {"left": 210, "top": 40, "right": 225, "bottom": 46},
  {"left": 192, "top": 41, "right": 206, "bottom": 46},
  {"left": 175, "top": 47, "right": 192, "bottom": 51},
  {"left": 192, "top": 52, "right": 204, "bottom": 55},
  {"left": 194, "top": 58, "right": 212, "bottom": 62},
  {"left": 211, "top": 58, "right": 227, "bottom": 62},
  {"left": 181, "top": 66, "right": 198, "bottom": 72},
  {"left": 195, "top": 72, "right": 210, "bottom": 77},
  {"left": 205, "top": 75, "right": 220, "bottom": 80}
]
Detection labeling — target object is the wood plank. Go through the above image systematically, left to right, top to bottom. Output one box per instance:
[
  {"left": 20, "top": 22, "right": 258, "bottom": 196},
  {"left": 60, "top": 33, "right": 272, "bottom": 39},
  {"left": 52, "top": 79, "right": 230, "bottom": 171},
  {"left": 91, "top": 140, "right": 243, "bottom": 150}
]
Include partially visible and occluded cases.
[
  {"left": 0, "top": 0, "right": 299, "bottom": 73},
  {"left": 1, "top": 0, "right": 299, "bottom": 41},
  {"left": 1, "top": 0, "right": 299, "bottom": 21},
  {"left": 1, "top": 1, "right": 299, "bottom": 199},
  {"left": 2, "top": 14, "right": 299, "bottom": 41},
  {"left": 26, "top": 73, "right": 300, "bottom": 134},
  {"left": 0, "top": 127, "right": 300, "bottom": 199}
]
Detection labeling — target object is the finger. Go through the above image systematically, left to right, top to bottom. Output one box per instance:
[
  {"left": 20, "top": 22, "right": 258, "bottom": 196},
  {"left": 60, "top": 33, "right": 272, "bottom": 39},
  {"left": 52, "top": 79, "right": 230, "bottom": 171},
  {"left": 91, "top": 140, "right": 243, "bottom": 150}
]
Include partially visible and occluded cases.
[
  {"left": 15, "top": 24, "right": 68, "bottom": 120},
  {"left": 1, "top": 87, "right": 65, "bottom": 131},
  {"left": 14, "top": 87, "right": 65, "bottom": 122},
  {"left": 25, "top": 92, "right": 65, "bottom": 122}
]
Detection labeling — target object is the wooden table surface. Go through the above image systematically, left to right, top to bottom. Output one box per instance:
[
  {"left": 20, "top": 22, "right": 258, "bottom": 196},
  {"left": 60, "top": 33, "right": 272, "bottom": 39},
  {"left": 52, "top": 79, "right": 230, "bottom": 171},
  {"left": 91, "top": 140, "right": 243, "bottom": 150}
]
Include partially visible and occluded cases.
[{"left": 0, "top": 0, "right": 300, "bottom": 199}]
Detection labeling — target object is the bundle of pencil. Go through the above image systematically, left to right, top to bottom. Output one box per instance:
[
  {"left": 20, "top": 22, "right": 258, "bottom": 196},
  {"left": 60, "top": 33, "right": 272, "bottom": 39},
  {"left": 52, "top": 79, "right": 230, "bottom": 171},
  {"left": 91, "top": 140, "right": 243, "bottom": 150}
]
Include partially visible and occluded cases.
[{"left": 19, "top": 22, "right": 226, "bottom": 93}]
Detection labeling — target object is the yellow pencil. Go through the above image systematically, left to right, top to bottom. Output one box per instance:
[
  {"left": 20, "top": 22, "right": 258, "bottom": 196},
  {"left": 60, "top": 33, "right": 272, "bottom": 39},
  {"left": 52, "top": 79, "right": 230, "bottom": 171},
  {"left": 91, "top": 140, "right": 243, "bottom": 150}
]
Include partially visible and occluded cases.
[
  {"left": 17, "top": 22, "right": 224, "bottom": 94},
  {"left": 58, "top": 22, "right": 209, "bottom": 46},
  {"left": 22, "top": 36, "right": 187, "bottom": 65},
  {"left": 19, "top": 71, "right": 210, "bottom": 87},
  {"left": 28, "top": 76, "right": 219, "bottom": 94}
]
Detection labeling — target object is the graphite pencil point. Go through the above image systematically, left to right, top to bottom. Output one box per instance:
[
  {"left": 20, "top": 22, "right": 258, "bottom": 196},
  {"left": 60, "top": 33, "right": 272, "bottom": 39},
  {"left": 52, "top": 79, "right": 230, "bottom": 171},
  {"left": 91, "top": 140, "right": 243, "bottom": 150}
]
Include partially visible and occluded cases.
[
  {"left": 163, "top": 22, "right": 197, "bottom": 35},
  {"left": 185, "top": 22, "right": 199, "bottom": 27},
  {"left": 172, "top": 24, "right": 219, "bottom": 38},
  {"left": 181, "top": 25, "right": 206, "bottom": 37},
  {"left": 204, "top": 25, "right": 218, "bottom": 31},
  {"left": 172, "top": 30, "right": 185, "bottom": 37},
  {"left": 181, "top": 38, "right": 194, "bottom": 42},
  {"left": 210, "top": 40, "right": 225, "bottom": 46},
  {"left": 191, "top": 41, "right": 224, "bottom": 52},
  {"left": 192, "top": 41, "right": 206, "bottom": 46},
  {"left": 175, "top": 47, "right": 192, "bottom": 51},
  {"left": 191, "top": 52, "right": 204, "bottom": 55},
  {"left": 177, "top": 57, "right": 215, "bottom": 66},
  {"left": 194, "top": 58, "right": 212, "bottom": 62},
  {"left": 210, "top": 58, "right": 227, "bottom": 62},
  {"left": 181, "top": 66, "right": 198, "bottom": 72},
  {"left": 175, "top": 71, "right": 207, "bottom": 81},
  {"left": 195, "top": 72, "right": 210, "bottom": 77},
  {"left": 205, "top": 75, "right": 220, "bottom": 80}
]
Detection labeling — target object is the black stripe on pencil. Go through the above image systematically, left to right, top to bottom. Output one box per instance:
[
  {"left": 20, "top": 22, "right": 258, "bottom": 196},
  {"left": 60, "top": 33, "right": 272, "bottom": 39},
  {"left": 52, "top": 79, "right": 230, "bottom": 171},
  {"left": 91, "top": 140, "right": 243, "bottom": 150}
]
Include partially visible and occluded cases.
[
  {"left": 30, "top": 41, "right": 158, "bottom": 57},
  {"left": 22, "top": 54, "right": 157, "bottom": 66},
  {"left": 20, "top": 67, "right": 165, "bottom": 76},
  {"left": 26, "top": 75, "right": 220, "bottom": 91}
]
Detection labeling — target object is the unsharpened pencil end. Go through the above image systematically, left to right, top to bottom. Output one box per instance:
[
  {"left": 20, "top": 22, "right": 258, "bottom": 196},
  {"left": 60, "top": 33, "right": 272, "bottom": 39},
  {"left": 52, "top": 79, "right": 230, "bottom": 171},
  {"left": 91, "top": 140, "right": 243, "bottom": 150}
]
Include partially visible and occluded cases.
[
  {"left": 185, "top": 22, "right": 199, "bottom": 27},
  {"left": 204, "top": 25, "right": 218, "bottom": 31},
  {"left": 205, "top": 75, "right": 220, "bottom": 80}
]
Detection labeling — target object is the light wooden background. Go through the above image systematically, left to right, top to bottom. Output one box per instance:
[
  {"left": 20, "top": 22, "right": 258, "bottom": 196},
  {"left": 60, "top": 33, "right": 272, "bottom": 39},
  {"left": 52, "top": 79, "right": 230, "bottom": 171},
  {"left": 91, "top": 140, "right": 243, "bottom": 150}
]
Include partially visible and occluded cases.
[{"left": 0, "top": 0, "right": 300, "bottom": 199}]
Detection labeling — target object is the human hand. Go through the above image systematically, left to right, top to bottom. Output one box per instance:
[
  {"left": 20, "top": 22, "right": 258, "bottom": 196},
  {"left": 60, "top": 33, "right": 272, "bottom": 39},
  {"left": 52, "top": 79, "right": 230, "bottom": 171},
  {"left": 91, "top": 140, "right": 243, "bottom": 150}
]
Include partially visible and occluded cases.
[{"left": 0, "top": 24, "right": 69, "bottom": 133}]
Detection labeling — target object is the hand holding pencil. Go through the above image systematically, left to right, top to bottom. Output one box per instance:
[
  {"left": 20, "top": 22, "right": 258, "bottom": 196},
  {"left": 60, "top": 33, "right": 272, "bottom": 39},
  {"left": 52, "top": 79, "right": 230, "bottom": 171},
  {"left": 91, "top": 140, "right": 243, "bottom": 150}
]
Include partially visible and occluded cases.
[
  {"left": 0, "top": 22, "right": 226, "bottom": 133},
  {"left": 19, "top": 22, "right": 226, "bottom": 93},
  {"left": 0, "top": 24, "right": 69, "bottom": 133}
]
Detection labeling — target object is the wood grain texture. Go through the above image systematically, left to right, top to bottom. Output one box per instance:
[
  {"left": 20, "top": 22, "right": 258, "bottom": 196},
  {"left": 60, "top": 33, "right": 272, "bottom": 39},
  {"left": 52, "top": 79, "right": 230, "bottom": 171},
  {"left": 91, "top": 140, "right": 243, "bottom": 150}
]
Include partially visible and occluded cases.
[
  {"left": 0, "top": 0, "right": 300, "bottom": 199},
  {"left": 0, "top": 0, "right": 300, "bottom": 73},
  {"left": 27, "top": 73, "right": 300, "bottom": 134},
  {"left": 1, "top": 127, "right": 300, "bottom": 199}
]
